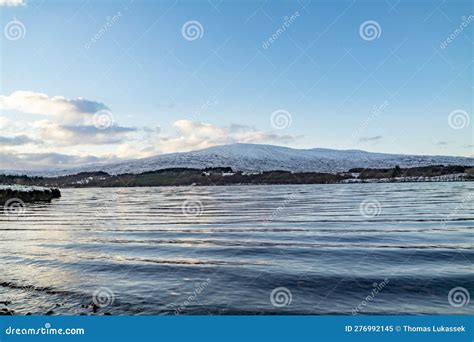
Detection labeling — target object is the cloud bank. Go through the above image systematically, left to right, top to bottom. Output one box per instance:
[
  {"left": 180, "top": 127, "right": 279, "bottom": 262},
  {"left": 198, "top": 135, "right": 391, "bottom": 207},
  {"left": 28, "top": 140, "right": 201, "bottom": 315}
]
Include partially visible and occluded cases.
[
  {"left": 0, "top": 0, "right": 25, "bottom": 7},
  {"left": 0, "top": 90, "right": 300, "bottom": 170},
  {"left": 0, "top": 90, "right": 108, "bottom": 125},
  {"left": 157, "top": 120, "right": 299, "bottom": 153}
]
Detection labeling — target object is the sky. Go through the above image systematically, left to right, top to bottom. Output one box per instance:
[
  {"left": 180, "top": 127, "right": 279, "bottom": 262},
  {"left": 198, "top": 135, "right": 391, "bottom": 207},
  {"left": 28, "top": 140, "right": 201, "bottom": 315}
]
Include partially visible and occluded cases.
[{"left": 0, "top": 0, "right": 472, "bottom": 170}]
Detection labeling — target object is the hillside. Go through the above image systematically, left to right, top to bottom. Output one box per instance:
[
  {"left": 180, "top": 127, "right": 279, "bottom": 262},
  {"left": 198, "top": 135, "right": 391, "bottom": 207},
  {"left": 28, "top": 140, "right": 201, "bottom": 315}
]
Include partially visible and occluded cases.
[{"left": 4, "top": 143, "right": 474, "bottom": 176}]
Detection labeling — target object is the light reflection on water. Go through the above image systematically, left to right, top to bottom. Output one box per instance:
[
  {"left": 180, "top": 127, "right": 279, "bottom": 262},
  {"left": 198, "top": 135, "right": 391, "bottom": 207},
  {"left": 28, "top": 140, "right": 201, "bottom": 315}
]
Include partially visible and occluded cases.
[{"left": 0, "top": 182, "right": 472, "bottom": 315}]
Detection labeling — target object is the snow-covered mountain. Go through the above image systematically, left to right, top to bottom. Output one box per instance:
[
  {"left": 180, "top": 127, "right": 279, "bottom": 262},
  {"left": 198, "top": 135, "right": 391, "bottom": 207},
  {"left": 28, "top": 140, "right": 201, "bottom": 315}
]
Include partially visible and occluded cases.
[{"left": 8, "top": 143, "right": 474, "bottom": 176}]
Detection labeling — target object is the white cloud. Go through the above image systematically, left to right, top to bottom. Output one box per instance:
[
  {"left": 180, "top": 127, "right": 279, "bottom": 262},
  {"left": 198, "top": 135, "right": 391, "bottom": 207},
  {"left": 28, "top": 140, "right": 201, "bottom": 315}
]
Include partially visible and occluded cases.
[
  {"left": 0, "top": 0, "right": 25, "bottom": 6},
  {"left": 0, "top": 90, "right": 108, "bottom": 125},
  {"left": 0, "top": 90, "right": 303, "bottom": 170},
  {"left": 0, "top": 91, "right": 139, "bottom": 149},
  {"left": 0, "top": 115, "right": 29, "bottom": 134},
  {"left": 157, "top": 120, "right": 299, "bottom": 153},
  {"left": 36, "top": 121, "right": 137, "bottom": 146},
  {"left": 0, "top": 135, "right": 39, "bottom": 146},
  {"left": 359, "top": 135, "right": 383, "bottom": 143},
  {"left": 114, "top": 144, "right": 158, "bottom": 160},
  {"left": 0, "top": 151, "right": 103, "bottom": 171}
]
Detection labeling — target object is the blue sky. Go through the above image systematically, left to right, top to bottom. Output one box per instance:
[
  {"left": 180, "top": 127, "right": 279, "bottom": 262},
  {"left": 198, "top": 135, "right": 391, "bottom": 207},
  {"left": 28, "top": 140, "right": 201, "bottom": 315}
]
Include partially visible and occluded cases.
[{"left": 0, "top": 0, "right": 472, "bottom": 170}]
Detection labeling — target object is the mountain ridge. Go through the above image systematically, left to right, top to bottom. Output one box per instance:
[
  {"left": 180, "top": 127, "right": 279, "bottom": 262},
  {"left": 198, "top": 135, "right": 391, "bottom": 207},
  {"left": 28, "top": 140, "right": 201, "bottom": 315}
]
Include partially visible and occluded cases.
[{"left": 5, "top": 143, "right": 474, "bottom": 177}]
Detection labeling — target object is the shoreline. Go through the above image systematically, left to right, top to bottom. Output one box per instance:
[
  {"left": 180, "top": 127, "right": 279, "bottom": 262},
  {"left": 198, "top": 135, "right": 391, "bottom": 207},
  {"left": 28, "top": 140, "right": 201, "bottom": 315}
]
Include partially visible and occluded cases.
[
  {"left": 1, "top": 165, "right": 472, "bottom": 189},
  {"left": 53, "top": 178, "right": 473, "bottom": 189},
  {"left": 0, "top": 185, "right": 61, "bottom": 205}
]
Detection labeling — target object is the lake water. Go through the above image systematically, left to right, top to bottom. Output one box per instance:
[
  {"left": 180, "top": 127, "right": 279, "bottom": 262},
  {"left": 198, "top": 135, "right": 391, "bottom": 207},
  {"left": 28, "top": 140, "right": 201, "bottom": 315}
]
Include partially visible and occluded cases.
[{"left": 0, "top": 183, "right": 472, "bottom": 315}]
